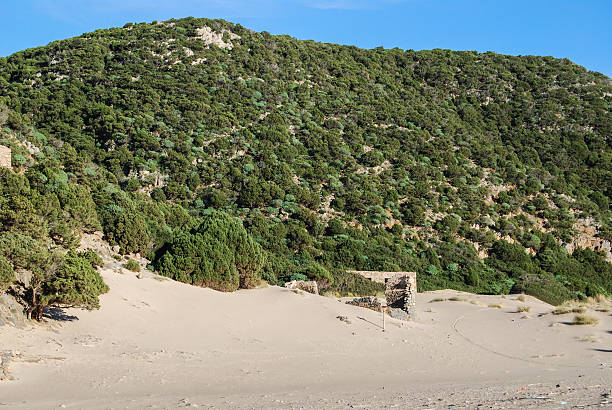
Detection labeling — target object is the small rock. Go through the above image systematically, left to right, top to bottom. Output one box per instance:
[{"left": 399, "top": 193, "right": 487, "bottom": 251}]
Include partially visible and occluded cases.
[{"left": 336, "top": 315, "right": 351, "bottom": 324}]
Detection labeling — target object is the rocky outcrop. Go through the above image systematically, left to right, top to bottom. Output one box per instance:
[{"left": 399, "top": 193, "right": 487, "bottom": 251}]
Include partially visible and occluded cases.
[
  {"left": 0, "top": 145, "right": 11, "bottom": 168},
  {"left": 564, "top": 219, "right": 612, "bottom": 262},
  {"left": 384, "top": 273, "right": 417, "bottom": 321},
  {"left": 284, "top": 280, "right": 319, "bottom": 295},
  {"left": 0, "top": 294, "right": 26, "bottom": 329}
]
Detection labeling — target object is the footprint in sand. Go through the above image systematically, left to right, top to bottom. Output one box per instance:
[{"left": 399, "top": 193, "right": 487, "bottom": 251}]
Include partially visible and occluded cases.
[{"left": 73, "top": 335, "right": 102, "bottom": 347}]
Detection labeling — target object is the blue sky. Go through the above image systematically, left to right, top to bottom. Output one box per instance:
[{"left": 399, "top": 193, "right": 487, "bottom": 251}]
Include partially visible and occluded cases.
[{"left": 2, "top": 0, "right": 611, "bottom": 77}]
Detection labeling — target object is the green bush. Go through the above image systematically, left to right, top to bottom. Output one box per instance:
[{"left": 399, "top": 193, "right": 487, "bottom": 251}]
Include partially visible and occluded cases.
[
  {"left": 155, "top": 210, "right": 265, "bottom": 291},
  {"left": 78, "top": 249, "right": 103, "bottom": 268},
  {"left": 41, "top": 250, "right": 109, "bottom": 311},
  {"left": 0, "top": 256, "right": 15, "bottom": 290},
  {"left": 124, "top": 259, "right": 140, "bottom": 272},
  {"left": 299, "top": 263, "right": 334, "bottom": 287},
  {"left": 327, "top": 269, "right": 385, "bottom": 296},
  {"left": 289, "top": 273, "right": 308, "bottom": 281},
  {"left": 511, "top": 274, "right": 573, "bottom": 306}
]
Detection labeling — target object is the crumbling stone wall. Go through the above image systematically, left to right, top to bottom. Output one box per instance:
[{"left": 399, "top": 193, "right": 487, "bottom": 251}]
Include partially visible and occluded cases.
[
  {"left": 0, "top": 145, "right": 10, "bottom": 168},
  {"left": 345, "top": 270, "right": 417, "bottom": 320},
  {"left": 384, "top": 273, "right": 417, "bottom": 321},
  {"left": 345, "top": 296, "right": 381, "bottom": 312}
]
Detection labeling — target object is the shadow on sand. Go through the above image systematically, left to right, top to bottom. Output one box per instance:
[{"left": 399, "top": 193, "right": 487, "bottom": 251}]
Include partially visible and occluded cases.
[
  {"left": 43, "top": 307, "right": 79, "bottom": 322},
  {"left": 357, "top": 316, "right": 383, "bottom": 329}
]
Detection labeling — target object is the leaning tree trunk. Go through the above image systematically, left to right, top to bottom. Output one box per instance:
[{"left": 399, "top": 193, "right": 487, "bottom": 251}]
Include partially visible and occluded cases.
[{"left": 25, "top": 288, "right": 44, "bottom": 321}]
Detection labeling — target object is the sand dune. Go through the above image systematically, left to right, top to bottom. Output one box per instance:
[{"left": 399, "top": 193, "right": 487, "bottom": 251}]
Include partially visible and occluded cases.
[{"left": 1, "top": 267, "right": 611, "bottom": 409}]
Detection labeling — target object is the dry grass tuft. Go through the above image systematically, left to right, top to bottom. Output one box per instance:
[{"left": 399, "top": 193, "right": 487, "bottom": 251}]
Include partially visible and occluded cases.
[
  {"left": 516, "top": 294, "right": 526, "bottom": 302},
  {"left": 558, "top": 294, "right": 611, "bottom": 311},
  {"left": 588, "top": 294, "right": 609, "bottom": 305},
  {"left": 448, "top": 296, "right": 468, "bottom": 302},
  {"left": 429, "top": 298, "right": 446, "bottom": 303},
  {"left": 470, "top": 300, "right": 485, "bottom": 306},
  {"left": 488, "top": 304, "right": 503, "bottom": 309},
  {"left": 516, "top": 305, "right": 531, "bottom": 313},
  {"left": 552, "top": 306, "right": 586, "bottom": 315},
  {"left": 572, "top": 314, "right": 599, "bottom": 326},
  {"left": 576, "top": 336, "right": 600, "bottom": 343}
]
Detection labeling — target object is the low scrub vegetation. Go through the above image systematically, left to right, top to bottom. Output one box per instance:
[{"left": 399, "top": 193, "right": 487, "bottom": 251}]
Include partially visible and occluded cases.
[
  {"left": 124, "top": 259, "right": 140, "bottom": 272},
  {"left": 572, "top": 315, "right": 599, "bottom": 326}
]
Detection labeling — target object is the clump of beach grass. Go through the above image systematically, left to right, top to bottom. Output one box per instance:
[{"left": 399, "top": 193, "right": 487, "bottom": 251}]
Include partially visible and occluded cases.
[
  {"left": 516, "top": 294, "right": 526, "bottom": 302},
  {"left": 448, "top": 296, "right": 468, "bottom": 302},
  {"left": 429, "top": 298, "right": 446, "bottom": 303},
  {"left": 488, "top": 303, "right": 503, "bottom": 309},
  {"left": 516, "top": 305, "right": 531, "bottom": 313},
  {"left": 552, "top": 306, "right": 586, "bottom": 315},
  {"left": 572, "top": 314, "right": 599, "bottom": 326},
  {"left": 576, "top": 335, "right": 600, "bottom": 343}
]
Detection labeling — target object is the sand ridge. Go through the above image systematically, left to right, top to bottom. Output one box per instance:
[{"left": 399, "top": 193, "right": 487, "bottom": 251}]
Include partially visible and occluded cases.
[{"left": 0, "top": 266, "right": 610, "bottom": 409}]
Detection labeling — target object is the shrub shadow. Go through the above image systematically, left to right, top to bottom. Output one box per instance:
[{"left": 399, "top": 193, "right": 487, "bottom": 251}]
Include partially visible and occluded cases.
[{"left": 43, "top": 307, "right": 79, "bottom": 322}]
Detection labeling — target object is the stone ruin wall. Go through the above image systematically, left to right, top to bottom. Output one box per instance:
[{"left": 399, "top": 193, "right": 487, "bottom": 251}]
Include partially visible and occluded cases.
[
  {"left": 0, "top": 146, "right": 10, "bottom": 169},
  {"left": 346, "top": 270, "right": 415, "bottom": 285},
  {"left": 347, "top": 271, "right": 417, "bottom": 320},
  {"left": 385, "top": 273, "right": 417, "bottom": 321}
]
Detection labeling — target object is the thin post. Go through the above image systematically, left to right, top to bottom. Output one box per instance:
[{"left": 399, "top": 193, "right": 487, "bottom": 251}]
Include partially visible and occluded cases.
[{"left": 381, "top": 304, "right": 385, "bottom": 332}]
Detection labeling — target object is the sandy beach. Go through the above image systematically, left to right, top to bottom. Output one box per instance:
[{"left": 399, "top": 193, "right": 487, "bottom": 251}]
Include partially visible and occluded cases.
[{"left": 1, "top": 265, "right": 610, "bottom": 409}]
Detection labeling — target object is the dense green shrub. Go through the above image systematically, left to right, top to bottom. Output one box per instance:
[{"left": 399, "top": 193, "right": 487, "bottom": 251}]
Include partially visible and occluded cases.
[
  {"left": 155, "top": 210, "right": 265, "bottom": 291},
  {"left": 78, "top": 249, "right": 103, "bottom": 268},
  {"left": 42, "top": 250, "right": 109, "bottom": 311},
  {"left": 0, "top": 256, "right": 14, "bottom": 290},
  {"left": 124, "top": 259, "right": 140, "bottom": 272},
  {"left": 298, "top": 263, "right": 334, "bottom": 287},
  {"left": 511, "top": 274, "right": 574, "bottom": 306}
]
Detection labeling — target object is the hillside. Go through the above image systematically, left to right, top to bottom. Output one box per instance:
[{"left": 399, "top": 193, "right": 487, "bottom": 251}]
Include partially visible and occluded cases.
[{"left": 0, "top": 17, "right": 611, "bottom": 306}]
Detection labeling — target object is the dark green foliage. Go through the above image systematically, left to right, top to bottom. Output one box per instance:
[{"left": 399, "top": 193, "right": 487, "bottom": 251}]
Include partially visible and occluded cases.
[
  {"left": 155, "top": 210, "right": 265, "bottom": 291},
  {"left": 0, "top": 232, "right": 108, "bottom": 319},
  {"left": 78, "top": 249, "right": 103, "bottom": 268},
  {"left": 42, "top": 250, "right": 109, "bottom": 310},
  {"left": 0, "top": 255, "right": 14, "bottom": 290},
  {"left": 124, "top": 259, "right": 140, "bottom": 272},
  {"left": 298, "top": 263, "right": 333, "bottom": 287},
  {"left": 327, "top": 269, "right": 385, "bottom": 296},
  {"left": 289, "top": 273, "right": 308, "bottom": 281},
  {"left": 511, "top": 274, "right": 574, "bottom": 306}
]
